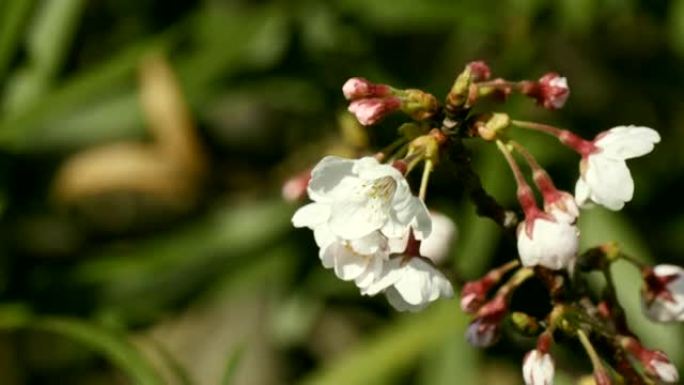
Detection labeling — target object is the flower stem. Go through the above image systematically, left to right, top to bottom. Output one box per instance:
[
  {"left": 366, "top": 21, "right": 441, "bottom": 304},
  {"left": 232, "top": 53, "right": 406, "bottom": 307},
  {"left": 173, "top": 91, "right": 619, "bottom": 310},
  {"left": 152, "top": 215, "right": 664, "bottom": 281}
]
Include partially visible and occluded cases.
[
  {"left": 511, "top": 120, "right": 565, "bottom": 136},
  {"left": 511, "top": 120, "right": 596, "bottom": 156},
  {"left": 496, "top": 139, "right": 539, "bottom": 217},
  {"left": 495, "top": 140, "right": 528, "bottom": 191},
  {"left": 510, "top": 141, "right": 559, "bottom": 201},
  {"left": 418, "top": 158, "right": 433, "bottom": 201},
  {"left": 495, "top": 267, "right": 534, "bottom": 298},
  {"left": 577, "top": 329, "right": 607, "bottom": 375}
]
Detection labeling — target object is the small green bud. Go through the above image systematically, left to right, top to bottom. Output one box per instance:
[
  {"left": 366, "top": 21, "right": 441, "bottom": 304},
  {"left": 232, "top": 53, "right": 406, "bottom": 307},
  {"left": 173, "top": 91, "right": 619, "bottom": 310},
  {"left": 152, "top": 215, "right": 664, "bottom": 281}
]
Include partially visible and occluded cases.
[{"left": 509, "top": 312, "right": 541, "bottom": 336}]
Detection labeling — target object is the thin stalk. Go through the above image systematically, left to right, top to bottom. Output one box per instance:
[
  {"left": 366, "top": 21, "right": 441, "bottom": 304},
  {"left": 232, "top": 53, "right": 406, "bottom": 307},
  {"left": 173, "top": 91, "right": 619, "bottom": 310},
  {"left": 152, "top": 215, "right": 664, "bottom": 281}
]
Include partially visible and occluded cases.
[
  {"left": 511, "top": 120, "right": 565, "bottom": 137},
  {"left": 495, "top": 140, "right": 528, "bottom": 190},
  {"left": 418, "top": 159, "right": 433, "bottom": 201},
  {"left": 577, "top": 329, "right": 607, "bottom": 374}
]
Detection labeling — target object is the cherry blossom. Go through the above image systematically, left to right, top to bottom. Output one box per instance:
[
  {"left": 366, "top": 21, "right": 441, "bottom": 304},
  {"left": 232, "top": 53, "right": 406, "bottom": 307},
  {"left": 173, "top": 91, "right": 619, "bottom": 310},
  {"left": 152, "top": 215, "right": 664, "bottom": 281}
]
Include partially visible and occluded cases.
[
  {"left": 574, "top": 125, "right": 660, "bottom": 210},
  {"left": 304, "top": 156, "right": 431, "bottom": 240},
  {"left": 419, "top": 211, "right": 457, "bottom": 264},
  {"left": 362, "top": 257, "right": 453, "bottom": 312},
  {"left": 641, "top": 264, "right": 684, "bottom": 322}
]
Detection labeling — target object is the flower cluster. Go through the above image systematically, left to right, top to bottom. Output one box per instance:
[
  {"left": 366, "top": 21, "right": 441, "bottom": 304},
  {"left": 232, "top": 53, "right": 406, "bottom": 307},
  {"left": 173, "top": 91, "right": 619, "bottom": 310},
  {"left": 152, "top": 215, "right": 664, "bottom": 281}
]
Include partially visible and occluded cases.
[
  {"left": 286, "top": 60, "right": 683, "bottom": 383},
  {"left": 292, "top": 156, "right": 453, "bottom": 311}
]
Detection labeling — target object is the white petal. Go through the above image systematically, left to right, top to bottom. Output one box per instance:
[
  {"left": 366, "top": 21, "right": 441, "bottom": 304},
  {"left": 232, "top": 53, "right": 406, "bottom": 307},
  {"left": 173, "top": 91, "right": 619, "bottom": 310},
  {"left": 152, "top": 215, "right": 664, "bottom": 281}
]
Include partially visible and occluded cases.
[
  {"left": 594, "top": 125, "right": 661, "bottom": 160},
  {"left": 585, "top": 155, "right": 633, "bottom": 210},
  {"left": 307, "top": 156, "right": 355, "bottom": 202},
  {"left": 354, "top": 157, "right": 403, "bottom": 181},
  {"left": 574, "top": 177, "right": 591, "bottom": 207},
  {"left": 383, "top": 195, "right": 432, "bottom": 240},
  {"left": 329, "top": 198, "right": 387, "bottom": 239},
  {"left": 292, "top": 203, "right": 330, "bottom": 228},
  {"left": 420, "top": 212, "right": 456, "bottom": 263},
  {"left": 517, "top": 218, "right": 579, "bottom": 270},
  {"left": 313, "top": 225, "right": 336, "bottom": 249},
  {"left": 349, "top": 231, "right": 387, "bottom": 255},
  {"left": 387, "top": 231, "right": 410, "bottom": 254},
  {"left": 319, "top": 243, "right": 336, "bottom": 269},
  {"left": 333, "top": 245, "right": 369, "bottom": 281},
  {"left": 354, "top": 255, "right": 384, "bottom": 289},
  {"left": 361, "top": 258, "right": 404, "bottom": 296},
  {"left": 392, "top": 258, "right": 453, "bottom": 307},
  {"left": 642, "top": 265, "right": 684, "bottom": 322},
  {"left": 393, "top": 266, "right": 429, "bottom": 305},
  {"left": 385, "top": 286, "right": 426, "bottom": 312},
  {"left": 523, "top": 350, "right": 555, "bottom": 385},
  {"left": 652, "top": 360, "right": 679, "bottom": 383}
]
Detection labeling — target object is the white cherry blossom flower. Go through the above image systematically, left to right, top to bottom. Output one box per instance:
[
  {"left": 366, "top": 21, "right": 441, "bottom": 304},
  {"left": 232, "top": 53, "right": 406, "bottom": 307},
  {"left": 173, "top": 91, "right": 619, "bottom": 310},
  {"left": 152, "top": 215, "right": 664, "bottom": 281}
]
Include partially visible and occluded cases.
[
  {"left": 575, "top": 125, "right": 660, "bottom": 210},
  {"left": 305, "top": 156, "right": 431, "bottom": 241},
  {"left": 419, "top": 211, "right": 457, "bottom": 264},
  {"left": 517, "top": 213, "right": 579, "bottom": 270},
  {"left": 362, "top": 257, "right": 453, "bottom": 312},
  {"left": 641, "top": 264, "right": 684, "bottom": 322},
  {"left": 522, "top": 349, "right": 555, "bottom": 385},
  {"left": 638, "top": 349, "right": 679, "bottom": 384},
  {"left": 646, "top": 352, "right": 679, "bottom": 383}
]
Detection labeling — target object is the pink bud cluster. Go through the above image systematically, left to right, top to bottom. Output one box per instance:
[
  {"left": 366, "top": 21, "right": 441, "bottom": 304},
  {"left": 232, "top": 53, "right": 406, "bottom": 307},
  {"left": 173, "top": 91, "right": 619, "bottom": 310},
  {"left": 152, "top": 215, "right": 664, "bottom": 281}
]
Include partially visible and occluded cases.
[{"left": 342, "top": 78, "right": 400, "bottom": 126}]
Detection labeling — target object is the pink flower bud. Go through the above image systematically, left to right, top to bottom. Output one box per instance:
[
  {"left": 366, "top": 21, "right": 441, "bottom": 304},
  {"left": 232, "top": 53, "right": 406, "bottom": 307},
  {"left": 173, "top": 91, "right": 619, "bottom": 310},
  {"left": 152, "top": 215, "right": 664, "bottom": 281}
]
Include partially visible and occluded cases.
[
  {"left": 467, "top": 61, "right": 491, "bottom": 82},
  {"left": 537, "top": 72, "right": 569, "bottom": 110},
  {"left": 342, "top": 77, "right": 392, "bottom": 100},
  {"left": 348, "top": 97, "right": 401, "bottom": 126},
  {"left": 281, "top": 169, "right": 311, "bottom": 202},
  {"left": 641, "top": 264, "right": 684, "bottom": 322},
  {"left": 461, "top": 280, "right": 489, "bottom": 313},
  {"left": 466, "top": 295, "right": 508, "bottom": 347},
  {"left": 466, "top": 317, "right": 500, "bottom": 348},
  {"left": 522, "top": 349, "right": 555, "bottom": 385}
]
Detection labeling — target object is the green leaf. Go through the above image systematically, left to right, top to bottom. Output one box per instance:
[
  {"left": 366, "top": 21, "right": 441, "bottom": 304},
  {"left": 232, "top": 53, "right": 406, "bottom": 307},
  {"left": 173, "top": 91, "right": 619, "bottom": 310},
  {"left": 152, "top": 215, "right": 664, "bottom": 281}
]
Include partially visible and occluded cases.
[
  {"left": 0, "top": 0, "right": 35, "bottom": 81},
  {"left": 3, "top": 0, "right": 87, "bottom": 113},
  {"left": 671, "top": 0, "right": 684, "bottom": 57},
  {"left": 299, "top": 300, "right": 464, "bottom": 385},
  {"left": 0, "top": 306, "right": 164, "bottom": 385},
  {"left": 221, "top": 344, "right": 245, "bottom": 385}
]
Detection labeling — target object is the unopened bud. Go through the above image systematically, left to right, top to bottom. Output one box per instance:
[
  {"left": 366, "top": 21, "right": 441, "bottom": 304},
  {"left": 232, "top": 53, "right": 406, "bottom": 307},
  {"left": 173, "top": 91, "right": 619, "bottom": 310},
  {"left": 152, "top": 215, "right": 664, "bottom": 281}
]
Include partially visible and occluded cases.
[
  {"left": 467, "top": 60, "right": 491, "bottom": 82},
  {"left": 446, "top": 66, "right": 473, "bottom": 111},
  {"left": 522, "top": 72, "right": 569, "bottom": 110},
  {"left": 342, "top": 77, "right": 392, "bottom": 100},
  {"left": 399, "top": 89, "right": 439, "bottom": 121},
  {"left": 348, "top": 97, "right": 401, "bottom": 126},
  {"left": 477, "top": 113, "right": 510, "bottom": 141},
  {"left": 409, "top": 134, "right": 441, "bottom": 163},
  {"left": 282, "top": 169, "right": 311, "bottom": 202},
  {"left": 509, "top": 312, "right": 541, "bottom": 336},
  {"left": 522, "top": 349, "right": 555, "bottom": 385}
]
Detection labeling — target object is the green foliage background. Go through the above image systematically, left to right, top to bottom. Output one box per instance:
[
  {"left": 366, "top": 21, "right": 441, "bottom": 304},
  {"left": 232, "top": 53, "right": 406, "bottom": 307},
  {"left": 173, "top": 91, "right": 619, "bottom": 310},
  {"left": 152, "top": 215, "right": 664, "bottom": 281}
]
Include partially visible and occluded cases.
[{"left": 0, "top": 0, "right": 682, "bottom": 384}]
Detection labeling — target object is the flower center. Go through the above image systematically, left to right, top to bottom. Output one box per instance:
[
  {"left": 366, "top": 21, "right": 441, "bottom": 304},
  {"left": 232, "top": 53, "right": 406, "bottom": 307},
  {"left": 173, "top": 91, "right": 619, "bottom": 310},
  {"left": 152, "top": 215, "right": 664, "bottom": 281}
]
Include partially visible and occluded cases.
[{"left": 364, "top": 176, "right": 397, "bottom": 201}]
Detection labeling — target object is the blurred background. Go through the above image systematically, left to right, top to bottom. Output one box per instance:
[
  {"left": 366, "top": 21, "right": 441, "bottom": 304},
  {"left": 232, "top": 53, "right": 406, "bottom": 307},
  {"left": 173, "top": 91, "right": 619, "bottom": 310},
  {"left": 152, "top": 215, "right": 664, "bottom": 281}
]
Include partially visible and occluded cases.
[{"left": 0, "top": 0, "right": 683, "bottom": 384}]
